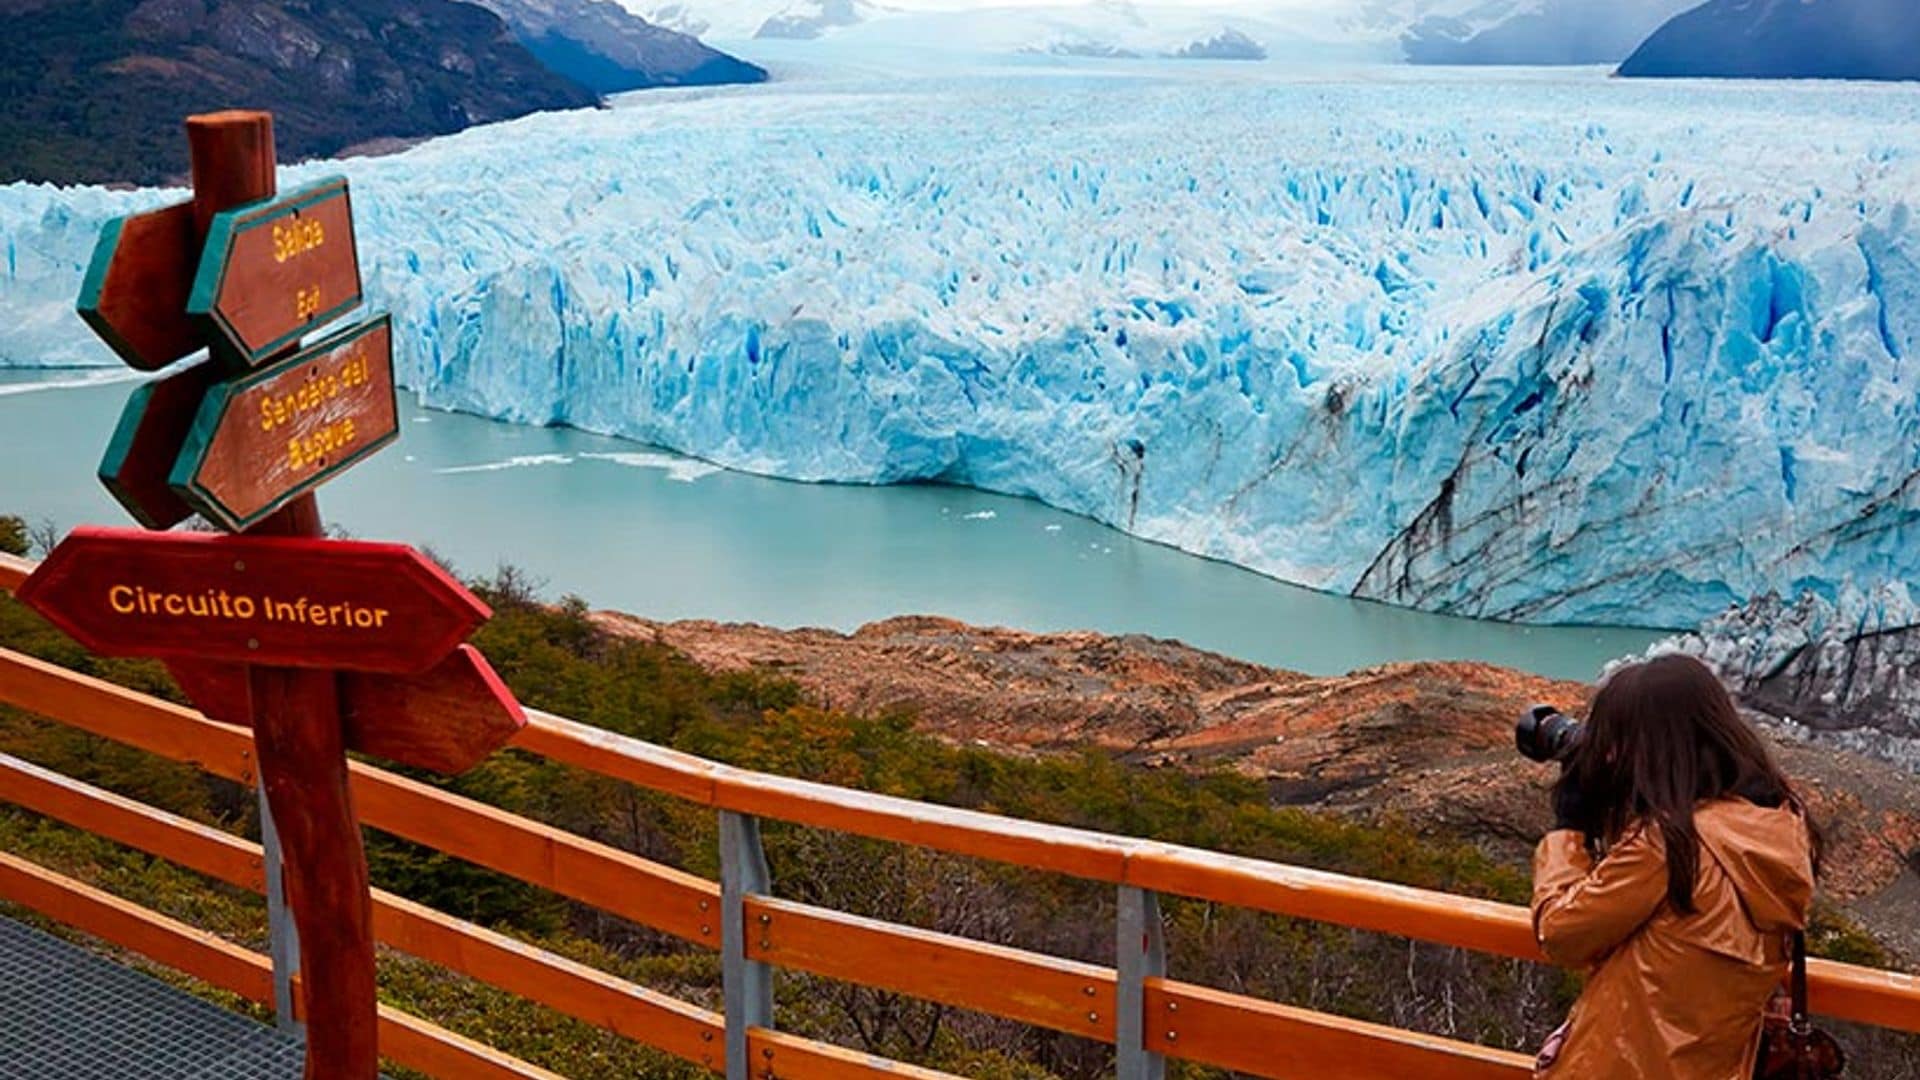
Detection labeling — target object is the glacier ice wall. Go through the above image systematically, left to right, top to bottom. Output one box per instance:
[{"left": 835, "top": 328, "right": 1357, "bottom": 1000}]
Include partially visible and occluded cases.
[
  {"left": 5, "top": 67, "right": 1920, "bottom": 630},
  {"left": 1649, "top": 583, "right": 1920, "bottom": 770}
]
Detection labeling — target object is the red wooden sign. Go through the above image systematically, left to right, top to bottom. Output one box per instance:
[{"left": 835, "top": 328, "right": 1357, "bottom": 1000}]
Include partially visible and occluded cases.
[
  {"left": 188, "top": 177, "right": 363, "bottom": 367},
  {"left": 76, "top": 201, "right": 203, "bottom": 371},
  {"left": 170, "top": 316, "right": 397, "bottom": 532},
  {"left": 97, "top": 360, "right": 223, "bottom": 530},
  {"left": 18, "top": 527, "right": 488, "bottom": 675},
  {"left": 166, "top": 645, "right": 526, "bottom": 775}
]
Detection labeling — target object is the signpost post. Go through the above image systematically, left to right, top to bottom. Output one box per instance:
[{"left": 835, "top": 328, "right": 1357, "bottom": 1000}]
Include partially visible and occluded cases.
[{"left": 18, "top": 110, "right": 525, "bottom": 1080}]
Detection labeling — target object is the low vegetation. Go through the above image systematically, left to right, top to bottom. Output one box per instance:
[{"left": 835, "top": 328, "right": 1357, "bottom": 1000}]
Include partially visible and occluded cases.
[{"left": 0, "top": 513, "right": 1912, "bottom": 1077}]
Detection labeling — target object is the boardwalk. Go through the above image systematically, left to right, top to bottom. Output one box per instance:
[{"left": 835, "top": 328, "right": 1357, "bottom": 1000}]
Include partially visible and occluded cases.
[{"left": 0, "top": 916, "right": 304, "bottom": 1079}]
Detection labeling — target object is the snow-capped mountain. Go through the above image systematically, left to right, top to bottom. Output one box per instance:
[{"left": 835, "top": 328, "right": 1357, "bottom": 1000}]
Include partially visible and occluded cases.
[
  {"left": 477, "top": 0, "right": 767, "bottom": 90},
  {"left": 623, "top": 0, "right": 1695, "bottom": 64},
  {"left": 625, "top": 0, "right": 873, "bottom": 41},
  {"left": 756, "top": 0, "right": 885, "bottom": 40},
  {"left": 621, "top": 1, "right": 1401, "bottom": 59}
]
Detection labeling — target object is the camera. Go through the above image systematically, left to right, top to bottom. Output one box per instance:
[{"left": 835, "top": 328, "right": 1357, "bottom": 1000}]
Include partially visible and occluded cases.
[{"left": 1516, "top": 704, "right": 1582, "bottom": 763}]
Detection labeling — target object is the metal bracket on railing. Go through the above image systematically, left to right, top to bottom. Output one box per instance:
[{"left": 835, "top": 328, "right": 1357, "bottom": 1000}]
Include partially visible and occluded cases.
[
  {"left": 259, "top": 786, "right": 303, "bottom": 1037},
  {"left": 719, "top": 810, "right": 772, "bottom": 1080},
  {"left": 1116, "top": 885, "right": 1166, "bottom": 1080}
]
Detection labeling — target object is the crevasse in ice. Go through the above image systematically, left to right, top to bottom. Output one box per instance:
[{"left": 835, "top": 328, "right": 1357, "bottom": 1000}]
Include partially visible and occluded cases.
[{"left": 3, "top": 68, "right": 1918, "bottom": 630}]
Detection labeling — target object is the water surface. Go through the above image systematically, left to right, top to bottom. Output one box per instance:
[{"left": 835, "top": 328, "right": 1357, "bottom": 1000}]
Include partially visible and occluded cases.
[{"left": 0, "top": 372, "right": 1659, "bottom": 680}]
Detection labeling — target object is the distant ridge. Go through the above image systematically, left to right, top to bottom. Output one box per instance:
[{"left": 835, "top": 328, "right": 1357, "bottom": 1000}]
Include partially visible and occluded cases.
[
  {"left": 0, "top": 0, "right": 598, "bottom": 186},
  {"left": 474, "top": 0, "right": 766, "bottom": 93},
  {"left": 1619, "top": 0, "right": 1920, "bottom": 81}
]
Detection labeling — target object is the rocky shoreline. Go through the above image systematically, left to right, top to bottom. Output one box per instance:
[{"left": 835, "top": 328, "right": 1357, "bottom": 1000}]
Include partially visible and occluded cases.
[{"left": 598, "top": 611, "right": 1920, "bottom": 965}]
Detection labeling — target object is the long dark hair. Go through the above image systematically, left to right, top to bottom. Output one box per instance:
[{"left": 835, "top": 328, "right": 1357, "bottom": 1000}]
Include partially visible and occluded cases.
[{"left": 1554, "top": 653, "right": 1811, "bottom": 913}]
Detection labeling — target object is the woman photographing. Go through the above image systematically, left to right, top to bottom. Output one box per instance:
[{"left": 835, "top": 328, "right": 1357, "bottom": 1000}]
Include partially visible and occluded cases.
[{"left": 1529, "top": 653, "right": 1820, "bottom": 1078}]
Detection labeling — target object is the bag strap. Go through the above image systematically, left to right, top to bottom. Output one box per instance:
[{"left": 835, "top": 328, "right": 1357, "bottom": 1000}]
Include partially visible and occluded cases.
[{"left": 1791, "top": 930, "right": 1811, "bottom": 1036}]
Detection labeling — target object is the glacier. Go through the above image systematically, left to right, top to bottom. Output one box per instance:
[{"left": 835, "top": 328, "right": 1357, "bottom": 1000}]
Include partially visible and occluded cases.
[{"left": 4, "top": 64, "right": 1920, "bottom": 631}]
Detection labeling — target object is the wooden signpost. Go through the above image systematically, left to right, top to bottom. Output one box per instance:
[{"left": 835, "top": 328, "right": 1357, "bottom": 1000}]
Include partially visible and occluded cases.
[
  {"left": 18, "top": 110, "right": 525, "bottom": 1080},
  {"left": 188, "top": 176, "right": 363, "bottom": 366},
  {"left": 77, "top": 201, "right": 202, "bottom": 371},
  {"left": 170, "top": 315, "right": 398, "bottom": 531},
  {"left": 99, "top": 360, "right": 224, "bottom": 529},
  {"left": 18, "top": 527, "right": 488, "bottom": 674},
  {"left": 167, "top": 644, "right": 526, "bottom": 775}
]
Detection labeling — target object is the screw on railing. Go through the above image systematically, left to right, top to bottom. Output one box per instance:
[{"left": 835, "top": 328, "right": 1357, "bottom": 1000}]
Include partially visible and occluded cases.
[
  {"left": 259, "top": 786, "right": 303, "bottom": 1037},
  {"left": 719, "top": 810, "right": 773, "bottom": 1080},
  {"left": 1116, "top": 885, "right": 1166, "bottom": 1080}
]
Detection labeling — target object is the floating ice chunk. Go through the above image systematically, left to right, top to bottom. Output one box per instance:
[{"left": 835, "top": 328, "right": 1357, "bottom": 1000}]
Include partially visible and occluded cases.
[
  {"left": 578, "top": 451, "right": 722, "bottom": 482},
  {"left": 435, "top": 454, "right": 574, "bottom": 474}
]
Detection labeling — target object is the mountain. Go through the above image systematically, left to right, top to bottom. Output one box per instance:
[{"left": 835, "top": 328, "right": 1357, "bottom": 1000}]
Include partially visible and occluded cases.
[
  {"left": 0, "top": 0, "right": 598, "bottom": 186},
  {"left": 476, "top": 0, "right": 765, "bottom": 91},
  {"left": 626, "top": 0, "right": 878, "bottom": 43},
  {"left": 755, "top": 0, "right": 877, "bottom": 41},
  {"left": 1404, "top": 0, "right": 1697, "bottom": 65},
  {"left": 1618, "top": 0, "right": 1920, "bottom": 81},
  {"left": 629, "top": 1, "right": 1393, "bottom": 60},
  {"left": 1170, "top": 27, "right": 1267, "bottom": 61}
]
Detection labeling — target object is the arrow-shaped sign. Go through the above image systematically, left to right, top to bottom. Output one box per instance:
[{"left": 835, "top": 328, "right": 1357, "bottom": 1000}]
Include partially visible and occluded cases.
[
  {"left": 188, "top": 177, "right": 363, "bottom": 367},
  {"left": 77, "top": 201, "right": 203, "bottom": 371},
  {"left": 170, "top": 316, "right": 397, "bottom": 532},
  {"left": 98, "top": 360, "right": 224, "bottom": 530},
  {"left": 18, "top": 527, "right": 487, "bottom": 675},
  {"left": 166, "top": 645, "right": 526, "bottom": 775}
]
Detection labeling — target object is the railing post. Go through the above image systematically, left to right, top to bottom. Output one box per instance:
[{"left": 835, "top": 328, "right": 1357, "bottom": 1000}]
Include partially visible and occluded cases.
[
  {"left": 259, "top": 785, "right": 303, "bottom": 1037},
  {"left": 719, "top": 810, "right": 772, "bottom": 1080},
  {"left": 1116, "top": 885, "right": 1166, "bottom": 1080}
]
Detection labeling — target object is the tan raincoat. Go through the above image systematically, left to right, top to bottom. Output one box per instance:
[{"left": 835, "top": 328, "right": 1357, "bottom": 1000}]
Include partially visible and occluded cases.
[{"left": 1531, "top": 797, "right": 1815, "bottom": 1078}]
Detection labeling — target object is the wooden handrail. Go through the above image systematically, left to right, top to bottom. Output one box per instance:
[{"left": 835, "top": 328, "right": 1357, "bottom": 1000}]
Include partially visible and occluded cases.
[
  {"left": 0, "top": 552, "right": 30, "bottom": 594},
  {"left": 4, "top": 561, "right": 1919, "bottom": 1057},
  {"left": 3, "top": 640, "right": 1918, "bottom": 1035},
  {"left": 0, "top": 647, "right": 720, "bottom": 947},
  {"left": 518, "top": 708, "right": 1920, "bottom": 1031},
  {"left": 522, "top": 710, "right": 1539, "bottom": 954},
  {"left": 0, "top": 745, "right": 960, "bottom": 1068},
  {"left": 0, "top": 752, "right": 265, "bottom": 892},
  {"left": 0, "top": 753, "right": 1560, "bottom": 1079},
  {"left": 0, "top": 847, "right": 273, "bottom": 1001},
  {"left": 745, "top": 894, "right": 1118, "bottom": 1041},
  {"left": 1144, "top": 978, "right": 1534, "bottom": 1078},
  {"left": 375, "top": 1006, "right": 567, "bottom": 1080},
  {"left": 746, "top": 1028, "right": 962, "bottom": 1079}
]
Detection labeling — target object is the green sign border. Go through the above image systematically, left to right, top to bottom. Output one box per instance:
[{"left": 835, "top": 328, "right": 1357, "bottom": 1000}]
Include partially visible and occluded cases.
[
  {"left": 186, "top": 176, "right": 364, "bottom": 368},
  {"left": 75, "top": 214, "right": 144, "bottom": 368},
  {"left": 168, "top": 313, "right": 398, "bottom": 533},
  {"left": 98, "top": 372, "right": 174, "bottom": 529}
]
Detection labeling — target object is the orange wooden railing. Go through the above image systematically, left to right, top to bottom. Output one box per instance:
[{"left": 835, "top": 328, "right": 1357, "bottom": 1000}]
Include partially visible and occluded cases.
[{"left": 1, "top": 548, "right": 1916, "bottom": 1079}]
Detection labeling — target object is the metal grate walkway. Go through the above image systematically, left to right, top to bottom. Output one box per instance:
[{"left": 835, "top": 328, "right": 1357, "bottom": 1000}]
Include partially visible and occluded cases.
[{"left": 0, "top": 916, "right": 305, "bottom": 1079}]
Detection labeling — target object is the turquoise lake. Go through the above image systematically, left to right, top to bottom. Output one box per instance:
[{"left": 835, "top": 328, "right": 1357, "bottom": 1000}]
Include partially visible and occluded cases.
[{"left": 0, "top": 370, "right": 1659, "bottom": 680}]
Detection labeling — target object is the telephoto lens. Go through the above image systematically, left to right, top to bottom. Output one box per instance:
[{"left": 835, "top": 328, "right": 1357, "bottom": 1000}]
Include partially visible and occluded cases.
[{"left": 1515, "top": 704, "right": 1582, "bottom": 762}]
